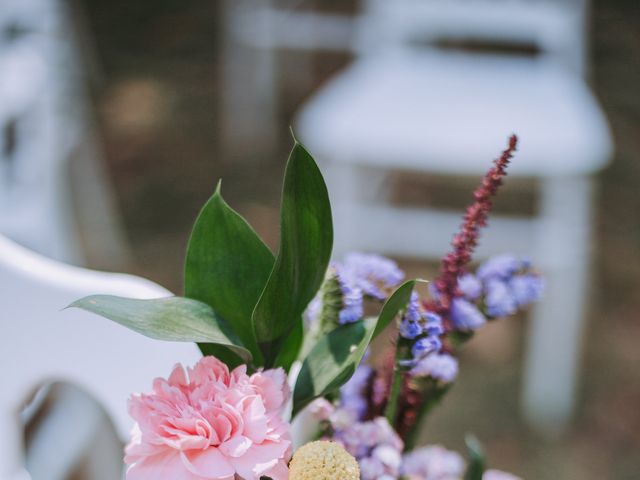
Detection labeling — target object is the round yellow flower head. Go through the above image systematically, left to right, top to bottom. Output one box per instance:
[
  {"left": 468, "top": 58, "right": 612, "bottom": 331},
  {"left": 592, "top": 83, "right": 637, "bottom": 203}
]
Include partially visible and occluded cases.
[{"left": 289, "top": 440, "right": 360, "bottom": 480}]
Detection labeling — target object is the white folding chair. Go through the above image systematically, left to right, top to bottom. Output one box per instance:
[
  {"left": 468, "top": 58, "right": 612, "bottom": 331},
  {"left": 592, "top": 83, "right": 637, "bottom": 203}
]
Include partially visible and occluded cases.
[
  {"left": 0, "top": 0, "right": 129, "bottom": 267},
  {"left": 295, "top": 0, "right": 613, "bottom": 434},
  {"left": 0, "top": 234, "right": 201, "bottom": 480}
]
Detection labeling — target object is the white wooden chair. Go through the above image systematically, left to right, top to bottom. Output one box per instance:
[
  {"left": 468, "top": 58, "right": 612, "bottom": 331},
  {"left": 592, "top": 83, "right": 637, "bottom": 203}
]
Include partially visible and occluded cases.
[
  {"left": 0, "top": 0, "right": 129, "bottom": 267},
  {"left": 220, "top": 0, "right": 356, "bottom": 158},
  {"left": 295, "top": 0, "right": 613, "bottom": 434},
  {"left": 0, "top": 234, "right": 201, "bottom": 480}
]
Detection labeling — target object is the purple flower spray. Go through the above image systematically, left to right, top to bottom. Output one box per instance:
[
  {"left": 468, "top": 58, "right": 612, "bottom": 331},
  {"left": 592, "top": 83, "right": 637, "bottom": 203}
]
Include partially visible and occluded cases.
[{"left": 432, "top": 134, "right": 518, "bottom": 325}]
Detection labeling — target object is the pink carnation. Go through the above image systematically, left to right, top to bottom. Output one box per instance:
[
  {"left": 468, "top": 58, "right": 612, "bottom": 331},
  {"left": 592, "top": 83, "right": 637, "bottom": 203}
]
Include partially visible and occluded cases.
[{"left": 124, "top": 356, "right": 292, "bottom": 480}]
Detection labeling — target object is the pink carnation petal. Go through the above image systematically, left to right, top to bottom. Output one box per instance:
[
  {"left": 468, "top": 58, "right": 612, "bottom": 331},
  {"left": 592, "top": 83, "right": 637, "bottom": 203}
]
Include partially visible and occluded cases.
[
  {"left": 168, "top": 363, "right": 188, "bottom": 386},
  {"left": 251, "top": 368, "right": 288, "bottom": 411},
  {"left": 241, "top": 397, "right": 269, "bottom": 443},
  {"left": 219, "top": 433, "right": 252, "bottom": 458},
  {"left": 230, "top": 441, "right": 291, "bottom": 480},
  {"left": 180, "top": 449, "right": 236, "bottom": 480},
  {"left": 127, "top": 451, "right": 203, "bottom": 480},
  {"left": 261, "top": 459, "right": 290, "bottom": 480}
]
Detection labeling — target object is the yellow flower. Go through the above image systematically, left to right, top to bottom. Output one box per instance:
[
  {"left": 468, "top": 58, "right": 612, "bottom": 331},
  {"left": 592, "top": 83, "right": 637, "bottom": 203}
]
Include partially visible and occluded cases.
[{"left": 289, "top": 440, "right": 360, "bottom": 480}]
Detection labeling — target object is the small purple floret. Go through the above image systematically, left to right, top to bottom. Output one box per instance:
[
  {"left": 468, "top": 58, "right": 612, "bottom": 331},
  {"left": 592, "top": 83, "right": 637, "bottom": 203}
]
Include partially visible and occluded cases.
[
  {"left": 341, "top": 252, "right": 405, "bottom": 300},
  {"left": 477, "top": 254, "right": 526, "bottom": 281},
  {"left": 457, "top": 273, "right": 482, "bottom": 300},
  {"left": 509, "top": 274, "right": 544, "bottom": 307},
  {"left": 484, "top": 279, "right": 518, "bottom": 318},
  {"left": 450, "top": 297, "right": 486, "bottom": 330},
  {"left": 411, "top": 336, "right": 442, "bottom": 360},
  {"left": 410, "top": 353, "right": 459, "bottom": 383}
]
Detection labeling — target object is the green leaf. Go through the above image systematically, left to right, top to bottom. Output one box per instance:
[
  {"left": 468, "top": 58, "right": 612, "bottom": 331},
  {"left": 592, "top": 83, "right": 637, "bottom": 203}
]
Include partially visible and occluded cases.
[
  {"left": 252, "top": 142, "right": 333, "bottom": 367},
  {"left": 184, "top": 181, "right": 274, "bottom": 365},
  {"left": 292, "top": 279, "right": 421, "bottom": 416},
  {"left": 372, "top": 279, "right": 420, "bottom": 338},
  {"left": 70, "top": 295, "right": 252, "bottom": 364},
  {"left": 293, "top": 317, "right": 375, "bottom": 417},
  {"left": 273, "top": 319, "right": 304, "bottom": 372},
  {"left": 464, "top": 435, "right": 486, "bottom": 480}
]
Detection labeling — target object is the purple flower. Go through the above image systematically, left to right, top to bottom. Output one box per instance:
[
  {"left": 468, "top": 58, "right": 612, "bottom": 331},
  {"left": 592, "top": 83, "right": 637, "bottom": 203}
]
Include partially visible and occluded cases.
[
  {"left": 433, "top": 136, "right": 518, "bottom": 316},
  {"left": 332, "top": 252, "right": 405, "bottom": 324},
  {"left": 340, "top": 252, "right": 405, "bottom": 300},
  {"left": 477, "top": 254, "right": 525, "bottom": 281},
  {"left": 458, "top": 273, "right": 482, "bottom": 300},
  {"left": 509, "top": 274, "right": 544, "bottom": 307},
  {"left": 484, "top": 279, "right": 518, "bottom": 318},
  {"left": 338, "top": 280, "right": 364, "bottom": 324},
  {"left": 399, "top": 292, "right": 424, "bottom": 339},
  {"left": 400, "top": 292, "right": 444, "bottom": 361},
  {"left": 450, "top": 298, "right": 486, "bottom": 330},
  {"left": 423, "top": 311, "right": 444, "bottom": 336},
  {"left": 400, "top": 318, "right": 423, "bottom": 340},
  {"left": 411, "top": 336, "right": 442, "bottom": 360},
  {"left": 410, "top": 353, "right": 459, "bottom": 383},
  {"left": 340, "top": 363, "right": 372, "bottom": 421},
  {"left": 332, "top": 417, "right": 404, "bottom": 478},
  {"left": 360, "top": 445, "right": 402, "bottom": 480},
  {"left": 402, "top": 445, "right": 466, "bottom": 479}
]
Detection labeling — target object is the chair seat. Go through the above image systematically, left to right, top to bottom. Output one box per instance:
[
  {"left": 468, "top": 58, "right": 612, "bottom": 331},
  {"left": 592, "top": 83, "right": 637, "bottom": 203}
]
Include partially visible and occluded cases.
[{"left": 296, "top": 49, "right": 613, "bottom": 177}]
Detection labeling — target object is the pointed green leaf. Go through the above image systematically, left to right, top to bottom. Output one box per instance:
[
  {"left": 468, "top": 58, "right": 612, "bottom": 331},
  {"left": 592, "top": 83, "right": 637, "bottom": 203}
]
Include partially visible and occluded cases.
[
  {"left": 252, "top": 142, "right": 333, "bottom": 366},
  {"left": 185, "top": 182, "right": 274, "bottom": 365},
  {"left": 292, "top": 279, "right": 420, "bottom": 416},
  {"left": 372, "top": 279, "right": 419, "bottom": 338},
  {"left": 70, "top": 295, "right": 252, "bottom": 363},
  {"left": 293, "top": 317, "right": 375, "bottom": 416},
  {"left": 464, "top": 435, "right": 486, "bottom": 480}
]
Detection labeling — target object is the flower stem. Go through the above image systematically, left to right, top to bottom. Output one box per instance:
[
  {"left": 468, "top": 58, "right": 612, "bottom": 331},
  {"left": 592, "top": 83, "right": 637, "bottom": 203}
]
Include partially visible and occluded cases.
[
  {"left": 384, "top": 339, "right": 405, "bottom": 427},
  {"left": 403, "top": 382, "right": 450, "bottom": 451}
]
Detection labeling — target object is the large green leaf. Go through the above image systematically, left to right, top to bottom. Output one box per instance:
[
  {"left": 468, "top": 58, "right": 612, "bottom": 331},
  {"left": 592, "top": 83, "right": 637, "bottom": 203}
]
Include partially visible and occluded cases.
[
  {"left": 252, "top": 142, "right": 333, "bottom": 367},
  {"left": 184, "top": 182, "right": 274, "bottom": 365},
  {"left": 292, "top": 280, "right": 419, "bottom": 416},
  {"left": 70, "top": 295, "right": 251, "bottom": 363},
  {"left": 293, "top": 317, "right": 375, "bottom": 416},
  {"left": 273, "top": 319, "right": 304, "bottom": 373}
]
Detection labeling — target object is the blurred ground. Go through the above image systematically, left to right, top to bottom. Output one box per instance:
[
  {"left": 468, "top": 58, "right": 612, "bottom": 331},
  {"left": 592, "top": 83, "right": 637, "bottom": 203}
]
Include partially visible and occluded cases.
[{"left": 82, "top": 1, "right": 640, "bottom": 478}]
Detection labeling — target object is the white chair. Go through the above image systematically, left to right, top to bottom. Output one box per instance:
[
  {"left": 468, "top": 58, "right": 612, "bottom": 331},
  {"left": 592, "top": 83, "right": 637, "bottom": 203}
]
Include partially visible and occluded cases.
[
  {"left": 0, "top": 0, "right": 130, "bottom": 267},
  {"left": 220, "top": 0, "right": 356, "bottom": 158},
  {"left": 295, "top": 0, "right": 613, "bottom": 434},
  {"left": 0, "top": 234, "right": 201, "bottom": 480}
]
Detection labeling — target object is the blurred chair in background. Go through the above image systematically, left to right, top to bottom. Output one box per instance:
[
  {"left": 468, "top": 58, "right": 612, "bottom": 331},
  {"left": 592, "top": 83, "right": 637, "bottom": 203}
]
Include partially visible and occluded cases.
[
  {"left": 0, "top": 0, "right": 129, "bottom": 268},
  {"left": 220, "top": 0, "right": 356, "bottom": 158},
  {"left": 296, "top": 0, "right": 613, "bottom": 434},
  {"left": 0, "top": 233, "right": 202, "bottom": 480}
]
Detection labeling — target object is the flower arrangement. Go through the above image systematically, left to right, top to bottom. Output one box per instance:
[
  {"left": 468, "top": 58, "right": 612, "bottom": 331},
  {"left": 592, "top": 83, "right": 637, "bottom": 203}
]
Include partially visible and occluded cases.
[{"left": 71, "top": 134, "right": 542, "bottom": 479}]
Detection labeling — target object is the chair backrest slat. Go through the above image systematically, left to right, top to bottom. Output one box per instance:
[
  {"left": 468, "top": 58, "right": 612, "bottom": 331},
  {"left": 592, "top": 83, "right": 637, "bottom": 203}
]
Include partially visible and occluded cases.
[{"left": 357, "top": 0, "right": 588, "bottom": 75}]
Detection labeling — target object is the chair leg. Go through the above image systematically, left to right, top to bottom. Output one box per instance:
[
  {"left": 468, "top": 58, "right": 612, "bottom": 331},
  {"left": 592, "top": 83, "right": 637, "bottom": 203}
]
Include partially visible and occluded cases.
[
  {"left": 221, "top": 0, "right": 279, "bottom": 159},
  {"left": 522, "top": 175, "right": 594, "bottom": 435},
  {"left": 0, "top": 412, "right": 29, "bottom": 480}
]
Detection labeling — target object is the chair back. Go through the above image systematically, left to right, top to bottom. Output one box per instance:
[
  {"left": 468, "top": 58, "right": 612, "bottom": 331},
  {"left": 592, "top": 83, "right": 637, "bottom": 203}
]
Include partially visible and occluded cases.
[
  {"left": 0, "top": 0, "right": 91, "bottom": 264},
  {"left": 357, "top": 0, "right": 589, "bottom": 75},
  {"left": 0, "top": 234, "right": 201, "bottom": 479}
]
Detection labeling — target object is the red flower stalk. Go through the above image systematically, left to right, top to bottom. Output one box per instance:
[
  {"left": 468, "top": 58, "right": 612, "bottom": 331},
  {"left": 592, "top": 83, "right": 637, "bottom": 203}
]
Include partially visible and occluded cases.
[{"left": 432, "top": 135, "right": 518, "bottom": 319}]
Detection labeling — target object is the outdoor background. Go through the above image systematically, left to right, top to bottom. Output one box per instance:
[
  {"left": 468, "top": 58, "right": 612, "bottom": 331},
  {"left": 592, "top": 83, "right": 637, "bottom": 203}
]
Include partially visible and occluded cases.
[{"left": 71, "top": 0, "right": 639, "bottom": 478}]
